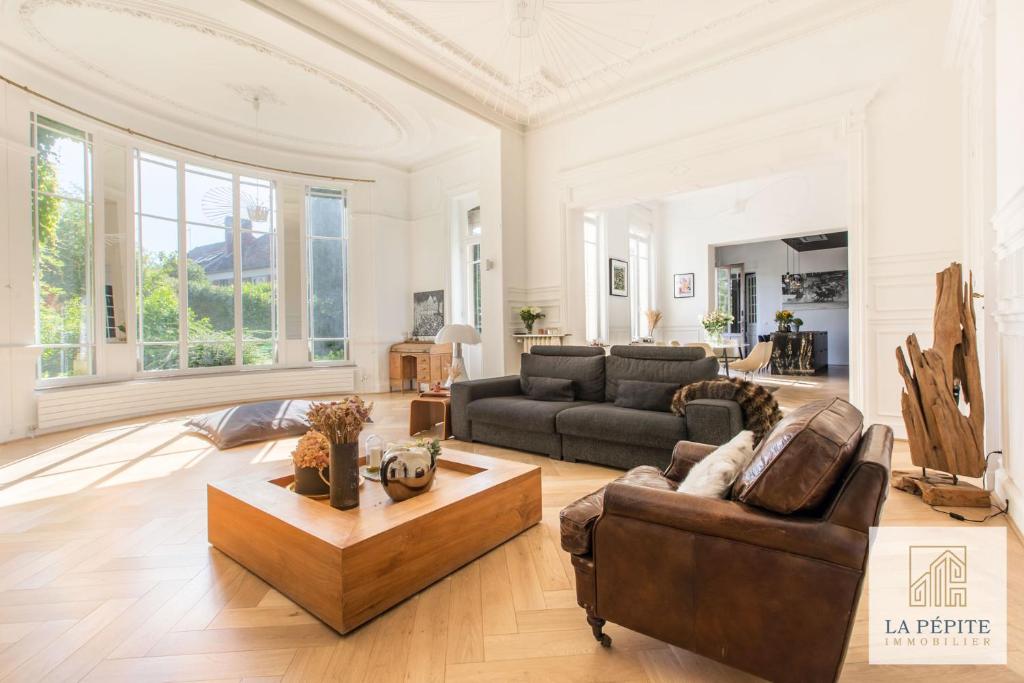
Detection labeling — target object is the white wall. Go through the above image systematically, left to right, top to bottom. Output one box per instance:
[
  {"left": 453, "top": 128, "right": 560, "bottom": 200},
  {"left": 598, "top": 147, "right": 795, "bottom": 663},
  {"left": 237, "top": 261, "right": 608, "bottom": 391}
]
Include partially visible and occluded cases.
[
  {"left": 524, "top": 0, "right": 964, "bottom": 433},
  {"left": 713, "top": 242, "right": 850, "bottom": 364}
]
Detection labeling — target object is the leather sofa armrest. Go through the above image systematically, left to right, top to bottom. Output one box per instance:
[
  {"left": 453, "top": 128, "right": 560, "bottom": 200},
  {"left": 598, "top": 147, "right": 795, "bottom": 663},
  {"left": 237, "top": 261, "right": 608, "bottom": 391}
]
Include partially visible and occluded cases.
[
  {"left": 450, "top": 375, "right": 522, "bottom": 440},
  {"left": 683, "top": 398, "right": 743, "bottom": 446},
  {"left": 663, "top": 441, "right": 718, "bottom": 483},
  {"left": 601, "top": 481, "right": 868, "bottom": 570}
]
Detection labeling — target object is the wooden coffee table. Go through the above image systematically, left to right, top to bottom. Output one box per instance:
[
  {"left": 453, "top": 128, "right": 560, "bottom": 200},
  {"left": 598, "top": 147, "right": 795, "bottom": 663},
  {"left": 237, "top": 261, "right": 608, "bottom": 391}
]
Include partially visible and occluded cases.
[{"left": 207, "top": 449, "right": 541, "bottom": 634}]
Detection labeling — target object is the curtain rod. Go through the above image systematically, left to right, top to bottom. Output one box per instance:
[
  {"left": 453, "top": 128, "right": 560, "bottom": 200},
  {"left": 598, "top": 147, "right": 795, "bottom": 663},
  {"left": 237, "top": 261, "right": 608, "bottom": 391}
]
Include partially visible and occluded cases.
[{"left": 1, "top": 74, "right": 376, "bottom": 184}]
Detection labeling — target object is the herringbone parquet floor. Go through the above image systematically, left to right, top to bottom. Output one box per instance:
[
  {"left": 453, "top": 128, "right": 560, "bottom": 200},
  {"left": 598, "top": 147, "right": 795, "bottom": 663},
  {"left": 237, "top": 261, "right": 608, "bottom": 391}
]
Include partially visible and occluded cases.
[{"left": 0, "top": 381, "right": 1019, "bottom": 682}]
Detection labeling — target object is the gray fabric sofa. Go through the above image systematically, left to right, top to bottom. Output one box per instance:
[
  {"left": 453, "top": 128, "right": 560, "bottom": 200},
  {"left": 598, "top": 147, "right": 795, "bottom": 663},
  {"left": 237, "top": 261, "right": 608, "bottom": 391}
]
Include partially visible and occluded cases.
[{"left": 451, "top": 345, "right": 744, "bottom": 470}]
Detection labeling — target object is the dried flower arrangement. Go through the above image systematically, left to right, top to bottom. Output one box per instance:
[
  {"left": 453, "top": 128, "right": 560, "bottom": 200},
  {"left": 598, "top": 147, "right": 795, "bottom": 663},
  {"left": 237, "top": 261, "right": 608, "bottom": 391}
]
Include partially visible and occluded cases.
[
  {"left": 644, "top": 309, "right": 663, "bottom": 336},
  {"left": 306, "top": 396, "right": 374, "bottom": 445},
  {"left": 292, "top": 430, "right": 330, "bottom": 469}
]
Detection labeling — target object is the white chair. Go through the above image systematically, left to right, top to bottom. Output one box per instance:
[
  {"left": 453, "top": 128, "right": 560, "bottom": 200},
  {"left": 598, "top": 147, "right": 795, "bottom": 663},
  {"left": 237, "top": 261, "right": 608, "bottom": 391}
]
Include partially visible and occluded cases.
[{"left": 729, "top": 341, "right": 774, "bottom": 380}]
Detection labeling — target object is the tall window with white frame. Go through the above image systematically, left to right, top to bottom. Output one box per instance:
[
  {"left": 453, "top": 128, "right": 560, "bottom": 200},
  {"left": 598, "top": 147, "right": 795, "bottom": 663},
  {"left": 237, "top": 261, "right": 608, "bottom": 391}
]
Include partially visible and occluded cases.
[
  {"left": 31, "top": 114, "right": 95, "bottom": 380},
  {"left": 135, "top": 150, "right": 278, "bottom": 372},
  {"left": 306, "top": 187, "right": 349, "bottom": 362},
  {"left": 466, "top": 205, "right": 482, "bottom": 333},
  {"left": 583, "top": 212, "right": 603, "bottom": 343},
  {"left": 628, "top": 229, "right": 651, "bottom": 340}
]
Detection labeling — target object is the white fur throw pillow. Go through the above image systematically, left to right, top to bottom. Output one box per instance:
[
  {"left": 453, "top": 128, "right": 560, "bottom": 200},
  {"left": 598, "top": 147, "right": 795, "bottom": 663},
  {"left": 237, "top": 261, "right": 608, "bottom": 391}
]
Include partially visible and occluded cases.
[{"left": 677, "top": 430, "right": 756, "bottom": 498}]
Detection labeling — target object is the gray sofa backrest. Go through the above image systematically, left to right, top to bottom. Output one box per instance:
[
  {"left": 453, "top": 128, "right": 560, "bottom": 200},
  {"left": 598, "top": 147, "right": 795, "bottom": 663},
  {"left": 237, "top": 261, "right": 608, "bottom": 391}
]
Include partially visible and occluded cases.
[
  {"left": 605, "top": 345, "right": 719, "bottom": 402},
  {"left": 520, "top": 346, "right": 606, "bottom": 401}
]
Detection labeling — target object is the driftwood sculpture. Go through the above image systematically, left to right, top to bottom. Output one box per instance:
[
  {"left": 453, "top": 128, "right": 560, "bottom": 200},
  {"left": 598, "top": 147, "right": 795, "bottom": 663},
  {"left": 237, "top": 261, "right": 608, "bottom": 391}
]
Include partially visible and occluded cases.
[{"left": 893, "top": 263, "right": 989, "bottom": 507}]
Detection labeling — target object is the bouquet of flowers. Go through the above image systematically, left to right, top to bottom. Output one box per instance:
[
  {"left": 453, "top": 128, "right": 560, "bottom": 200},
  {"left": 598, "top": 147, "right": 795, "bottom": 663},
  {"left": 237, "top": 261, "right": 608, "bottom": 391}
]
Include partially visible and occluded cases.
[
  {"left": 519, "top": 306, "right": 545, "bottom": 332},
  {"left": 774, "top": 309, "right": 795, "bottom": 331},
  {"left": 701, "top": 310, "right": 734, "bottom": 338},
  {"left": 306, "top": 396, "right": 374, "bottom": 445},
  {"left": 292, "top": 430, "right": 330, "bottom": 470}
]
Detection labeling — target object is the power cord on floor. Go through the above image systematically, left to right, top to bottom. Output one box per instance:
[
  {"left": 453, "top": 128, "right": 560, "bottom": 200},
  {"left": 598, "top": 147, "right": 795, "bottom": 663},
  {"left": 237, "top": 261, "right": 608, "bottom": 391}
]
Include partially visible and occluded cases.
[{"left": 928, "top": 450, "right": 1008, "bottom": 523}]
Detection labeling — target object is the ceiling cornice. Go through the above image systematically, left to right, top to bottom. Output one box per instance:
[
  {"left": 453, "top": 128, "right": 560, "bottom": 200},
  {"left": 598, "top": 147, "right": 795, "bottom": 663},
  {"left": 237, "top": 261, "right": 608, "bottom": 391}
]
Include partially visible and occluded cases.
[{"left": 243, "top": 0, "right": 523, "bottom": 134}]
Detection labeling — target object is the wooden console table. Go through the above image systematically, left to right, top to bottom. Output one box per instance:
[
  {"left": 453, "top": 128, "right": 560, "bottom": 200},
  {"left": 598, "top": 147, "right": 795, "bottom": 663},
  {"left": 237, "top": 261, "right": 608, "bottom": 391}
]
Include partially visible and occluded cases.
[{"left": 389, "top": 341, "right": 452, "bottom": 392}]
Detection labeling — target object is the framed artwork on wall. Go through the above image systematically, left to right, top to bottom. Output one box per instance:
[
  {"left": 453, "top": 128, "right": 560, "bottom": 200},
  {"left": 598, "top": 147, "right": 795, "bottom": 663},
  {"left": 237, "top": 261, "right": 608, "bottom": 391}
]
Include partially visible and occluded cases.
[
  {"left": 609, "top": 258, "right": 628, "bottom": 297},
  {"left": 674, "top": 273, "right": 694, "bottom": 298},
  {"left": 412, "top": 290, "right": 445, "bottom": 338}
]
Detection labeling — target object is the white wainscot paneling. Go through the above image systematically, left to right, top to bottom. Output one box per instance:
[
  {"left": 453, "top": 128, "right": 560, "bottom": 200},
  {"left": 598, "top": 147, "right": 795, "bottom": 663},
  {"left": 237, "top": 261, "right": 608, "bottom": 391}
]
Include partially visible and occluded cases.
[{"left": 35, "top": 366, "right": 356, "bottom": 434}]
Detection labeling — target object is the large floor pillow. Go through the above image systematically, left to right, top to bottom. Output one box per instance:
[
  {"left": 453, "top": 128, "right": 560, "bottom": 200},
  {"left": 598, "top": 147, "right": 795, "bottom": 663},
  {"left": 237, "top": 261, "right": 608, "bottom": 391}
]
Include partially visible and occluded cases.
[{"left": 185, "top": 399, "right": 312, "bottom": 449}]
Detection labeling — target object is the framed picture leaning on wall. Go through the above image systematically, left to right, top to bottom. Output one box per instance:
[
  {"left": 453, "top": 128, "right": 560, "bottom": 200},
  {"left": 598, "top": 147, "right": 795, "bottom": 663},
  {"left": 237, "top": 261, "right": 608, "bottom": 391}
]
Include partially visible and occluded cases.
[
  {"left": 609, "top": 258, "right": 628, "bottom": 297},
  {"left": 674, "top": 273, "right": 694, "bottom": 298}
]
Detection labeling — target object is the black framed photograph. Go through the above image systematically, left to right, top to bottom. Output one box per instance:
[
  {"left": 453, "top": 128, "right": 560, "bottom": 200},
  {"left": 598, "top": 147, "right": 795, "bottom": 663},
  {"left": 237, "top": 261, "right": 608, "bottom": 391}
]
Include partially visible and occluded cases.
[
  {"left": 609, "top": 258, "right": 628, "bottom": 297},
  {"left": 674, "top": 273, "right": 695, "bottom": 298},
  {"left": 412, "top": 290, "right": 445, "bottom": 337}
]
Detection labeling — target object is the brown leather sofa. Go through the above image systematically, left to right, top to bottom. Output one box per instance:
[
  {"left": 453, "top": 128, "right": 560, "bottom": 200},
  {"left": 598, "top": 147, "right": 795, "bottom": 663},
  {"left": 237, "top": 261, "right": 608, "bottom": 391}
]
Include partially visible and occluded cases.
[{"left": 560, "top": 398, "right": 893, "bottom": 683}]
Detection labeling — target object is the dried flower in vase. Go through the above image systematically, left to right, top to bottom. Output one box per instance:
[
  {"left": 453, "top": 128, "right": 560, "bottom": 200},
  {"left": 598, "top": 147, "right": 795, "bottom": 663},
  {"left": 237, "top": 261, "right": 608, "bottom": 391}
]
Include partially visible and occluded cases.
[
  {"left": 645, "top": 309, "right": 663, "bottom": 336},
  {"left": 307, "top": 396, "right": 374, "bottom": 445},
  {"left": 292, "top": 430, "right": 330, "bottom": 470}
]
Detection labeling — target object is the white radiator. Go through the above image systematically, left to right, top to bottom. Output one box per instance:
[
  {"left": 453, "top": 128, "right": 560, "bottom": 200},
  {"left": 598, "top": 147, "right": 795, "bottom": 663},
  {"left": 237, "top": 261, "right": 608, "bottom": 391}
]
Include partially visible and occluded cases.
[{"left": 34, "top": 366, "right": 356, "bottom": 434}]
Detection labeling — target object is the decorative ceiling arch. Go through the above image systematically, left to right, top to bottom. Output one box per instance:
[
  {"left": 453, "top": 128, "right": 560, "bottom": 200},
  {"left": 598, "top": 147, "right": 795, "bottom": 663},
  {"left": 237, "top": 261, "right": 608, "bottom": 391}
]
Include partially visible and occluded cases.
[{"left": 15, "top": 0, "right": 414, "bottom": 155}]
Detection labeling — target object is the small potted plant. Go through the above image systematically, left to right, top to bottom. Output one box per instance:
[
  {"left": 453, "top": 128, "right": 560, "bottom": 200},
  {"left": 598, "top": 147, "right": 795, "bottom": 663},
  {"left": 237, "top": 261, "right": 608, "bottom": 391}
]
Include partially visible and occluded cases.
[
  {"left": 519, "top": 306, "right": 545, "bottom": 333},
  {"left": 774, "top": 309, "right": 795, "bottom": 332},
  {"left": 700, "top": 310, "right": 734, "bottom": 344},
  {"left": 792, "top": 317, "right": 804, "bottom": 332},
  {"left": 291, "top": 430, "right": 330, "bottom": 496}
]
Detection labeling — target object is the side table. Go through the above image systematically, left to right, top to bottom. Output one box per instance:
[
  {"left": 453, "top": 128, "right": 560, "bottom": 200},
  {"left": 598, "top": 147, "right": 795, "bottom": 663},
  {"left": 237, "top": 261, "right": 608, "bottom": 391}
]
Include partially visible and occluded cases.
[{"left": 409, "top": 395, "right": 452, "bottom": 439}]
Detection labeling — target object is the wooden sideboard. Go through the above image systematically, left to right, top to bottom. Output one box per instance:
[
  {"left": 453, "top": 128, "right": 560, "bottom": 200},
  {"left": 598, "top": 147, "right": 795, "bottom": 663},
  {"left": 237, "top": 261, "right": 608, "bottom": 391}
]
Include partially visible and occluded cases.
[{"left": 389, "top": 342, "right": 452, "bottom": 392}]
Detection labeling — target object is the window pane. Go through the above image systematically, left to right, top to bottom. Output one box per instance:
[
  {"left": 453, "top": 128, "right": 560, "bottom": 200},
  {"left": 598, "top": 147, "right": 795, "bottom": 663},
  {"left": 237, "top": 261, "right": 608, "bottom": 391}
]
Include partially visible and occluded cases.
[
  {"left": 36, "top": 122, "right": 88, "bottom": 200},
  {"left": 138, "top": 154, "right": 178, "bottom": 219},
  {"left": 186, "top": 164, "right": 232, "bottom": 227},
  {"left": 308, "top": 190, "right": 345, "bottom": 238},
  {"left": 138, "top": 216, "right": 179, "bottom": 343},
  {"left": 186, "top": 224, "right": 235, "bottom": 343},
  {"left": 242, "top": 236, "right": 275, "bottom": 339},
  {"left": 309, "top": 238, "right": 346, "bottom": 340},
  {"left": 312, "top": 339, "right": 347, "bottom": 362},
  {"left": 243, "top": 341, "right": 275, "bottom": 366},
  {"left": 188, "top": 342, "right": 235, "bottom": 368},
  {"left": 142, "top": 344, "right": 179, "bottom": 371},
  {"left": 39, "top": 346, "right": 91, "bottom": 380}
]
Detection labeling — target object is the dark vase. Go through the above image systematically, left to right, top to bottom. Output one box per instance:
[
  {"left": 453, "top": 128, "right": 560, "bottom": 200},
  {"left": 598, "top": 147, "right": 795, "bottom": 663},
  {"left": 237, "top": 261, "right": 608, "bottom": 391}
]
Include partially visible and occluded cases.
[
  {"left": 329, "top": 442, "right": 360, "bottom": 510},
  {"left": 293, "top": 466, "right": 329, "bottom": 496}
]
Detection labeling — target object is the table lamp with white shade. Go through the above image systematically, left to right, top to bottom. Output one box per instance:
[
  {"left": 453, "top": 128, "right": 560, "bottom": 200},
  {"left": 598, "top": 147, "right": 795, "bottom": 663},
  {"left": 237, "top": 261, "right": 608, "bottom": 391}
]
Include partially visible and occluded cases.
[{"left": 434, "top": 324, "right": 482, "bottom": 385}]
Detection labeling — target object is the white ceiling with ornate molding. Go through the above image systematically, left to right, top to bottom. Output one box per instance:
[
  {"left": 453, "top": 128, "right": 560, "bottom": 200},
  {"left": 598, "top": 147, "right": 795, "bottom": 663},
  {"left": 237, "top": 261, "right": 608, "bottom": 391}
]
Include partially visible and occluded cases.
[
  {"left": 0, "top": 0, "right": 492, "bottom": 167},
  {"left": 297, "top": 0, "right": 870, "bottom": 125}
]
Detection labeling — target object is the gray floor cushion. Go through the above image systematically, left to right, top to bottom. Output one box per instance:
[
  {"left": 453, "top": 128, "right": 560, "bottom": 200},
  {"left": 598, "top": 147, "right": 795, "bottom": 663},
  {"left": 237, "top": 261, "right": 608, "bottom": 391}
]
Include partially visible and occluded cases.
[
  {"left": 467, "top": 396, "right": 594, "bottom": 433},
  {"left": 185, "top": 399, "right": 312, "bottom": 449},
  {"left": 556, "top": 403, "right": 687, "bottom": 450}
]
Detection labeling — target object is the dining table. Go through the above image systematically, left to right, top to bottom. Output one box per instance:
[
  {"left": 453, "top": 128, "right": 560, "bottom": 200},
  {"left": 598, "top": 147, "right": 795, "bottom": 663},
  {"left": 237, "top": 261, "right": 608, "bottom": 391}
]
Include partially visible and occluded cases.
[{"left": 709, "top": 342, "right": 748, "bottom": 378}]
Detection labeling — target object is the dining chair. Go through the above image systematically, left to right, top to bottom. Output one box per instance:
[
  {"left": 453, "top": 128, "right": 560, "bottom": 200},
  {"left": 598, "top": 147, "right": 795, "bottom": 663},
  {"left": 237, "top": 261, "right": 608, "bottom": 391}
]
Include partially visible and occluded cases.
[{"left": 729, "top": 341, "right": 773, "bottom": 380}]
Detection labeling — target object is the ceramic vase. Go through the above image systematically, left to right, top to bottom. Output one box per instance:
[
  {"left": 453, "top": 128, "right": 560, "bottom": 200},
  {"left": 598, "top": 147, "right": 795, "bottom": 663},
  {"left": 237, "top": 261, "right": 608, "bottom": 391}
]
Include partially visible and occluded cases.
[
  {"left": 329, "top": 442, "right": 360, "bottom": 510},
  {"left": 294, "top": 465, "right": 329, "bottom": 496}
]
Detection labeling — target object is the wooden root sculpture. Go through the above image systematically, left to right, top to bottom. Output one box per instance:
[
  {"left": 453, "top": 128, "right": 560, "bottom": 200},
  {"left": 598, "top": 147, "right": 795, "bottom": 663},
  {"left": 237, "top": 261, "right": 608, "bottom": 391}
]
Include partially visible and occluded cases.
[{"left": 894, "top": 263, "right": 987, "bottom": 505}]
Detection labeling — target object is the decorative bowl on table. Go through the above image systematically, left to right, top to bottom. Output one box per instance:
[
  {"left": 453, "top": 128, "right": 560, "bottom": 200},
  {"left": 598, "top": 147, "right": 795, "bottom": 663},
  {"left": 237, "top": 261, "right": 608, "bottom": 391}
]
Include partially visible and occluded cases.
[{"left": 379, "top": 445, "right": 436, "bottom": 502}]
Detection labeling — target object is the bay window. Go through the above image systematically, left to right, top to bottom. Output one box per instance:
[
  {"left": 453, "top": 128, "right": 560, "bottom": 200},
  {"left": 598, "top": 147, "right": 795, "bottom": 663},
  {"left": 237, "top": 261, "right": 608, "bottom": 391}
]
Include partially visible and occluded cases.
[
  {"left": 31, "top": 114, "right": 95, "bottom": 380},
  {"left": 135, "top": 151, "right": 278, "bottom": 372},
  {"left": 305, "top": 187, "right": 349, "bottom": 362}
]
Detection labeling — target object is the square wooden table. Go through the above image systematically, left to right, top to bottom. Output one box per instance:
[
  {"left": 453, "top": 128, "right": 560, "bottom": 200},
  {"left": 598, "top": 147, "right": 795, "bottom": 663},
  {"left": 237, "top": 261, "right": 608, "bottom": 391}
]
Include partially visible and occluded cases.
[{"left": 207, "top": 449, "right": 541, "bottom": 634}]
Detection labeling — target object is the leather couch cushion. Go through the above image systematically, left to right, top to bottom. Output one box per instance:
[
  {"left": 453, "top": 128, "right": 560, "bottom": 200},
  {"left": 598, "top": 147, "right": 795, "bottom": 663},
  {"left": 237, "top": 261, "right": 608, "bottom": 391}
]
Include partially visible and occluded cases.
[
  {"left": 520, "top": 353, "right": 605, "bottom": 402},
  {"left": 525, "top": 376, "right": 575, "bottom": 401},
  {"left": 613, "top": 380, "right": 678, "bottom": 412},
  {"left": 467, "top": 396, "right": 592, "bottom": 433},
  {"left": 734, "top": 398, "right": 863, "bottom": 514},
  {"left": 556, "top": 403, "right": 687, "bottom": 450},
  {"left": 560, "top": 465, "right": 675, "bottom": 555}
]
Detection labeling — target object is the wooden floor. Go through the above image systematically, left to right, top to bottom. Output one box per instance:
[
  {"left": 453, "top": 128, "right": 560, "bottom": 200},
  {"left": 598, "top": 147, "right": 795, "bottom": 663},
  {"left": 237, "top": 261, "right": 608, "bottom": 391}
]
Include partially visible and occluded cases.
[{"left": 0, "top": 382, "right": 1018, "bottom": 682}]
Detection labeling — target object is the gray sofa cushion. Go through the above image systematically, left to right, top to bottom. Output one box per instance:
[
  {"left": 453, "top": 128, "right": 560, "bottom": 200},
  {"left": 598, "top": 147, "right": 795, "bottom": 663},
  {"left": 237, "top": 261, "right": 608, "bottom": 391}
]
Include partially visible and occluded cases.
[
  {"left": 531, "top": 345, "right": 605, "bottom": 357},
  {"left": 605, "top": 346, "right": 718, "bottom": 402},
  {"left": 520, "top": 352, "right": 605, "bottom": 402},
  {"left": 525, "top": 377, "right": 575, "bottom": 401},
  {"left": 613, "top": 380, "right": 678, "bottom": 412},
  {"left": 468, "top": 396, "right": 594, "bottom": 433},
  {"left": 185, "top": 399, "right": 311, "bottom": 449},
  {"left": 557, "top": 403, "right": 688, "bottom": 450}
]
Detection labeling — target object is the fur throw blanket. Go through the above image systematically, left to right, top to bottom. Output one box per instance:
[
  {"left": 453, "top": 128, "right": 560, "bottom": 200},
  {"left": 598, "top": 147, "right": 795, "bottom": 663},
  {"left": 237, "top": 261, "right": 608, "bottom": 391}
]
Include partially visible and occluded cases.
[{"left": 671, "top": 378, "right": 782, "bottom": 443}]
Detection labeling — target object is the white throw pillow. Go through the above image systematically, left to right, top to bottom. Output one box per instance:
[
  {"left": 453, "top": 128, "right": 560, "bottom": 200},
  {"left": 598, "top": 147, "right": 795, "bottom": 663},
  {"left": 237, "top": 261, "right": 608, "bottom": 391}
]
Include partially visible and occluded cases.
[{"left": 677, "top": 430, "right": 756, "bottom": 498}]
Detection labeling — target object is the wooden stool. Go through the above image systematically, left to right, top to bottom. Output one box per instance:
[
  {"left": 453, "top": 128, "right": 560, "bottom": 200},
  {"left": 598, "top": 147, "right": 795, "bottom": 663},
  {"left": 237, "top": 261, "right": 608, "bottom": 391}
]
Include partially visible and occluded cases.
[{"left": 409, "top": 396, "right": 452, "bottom": 439}]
